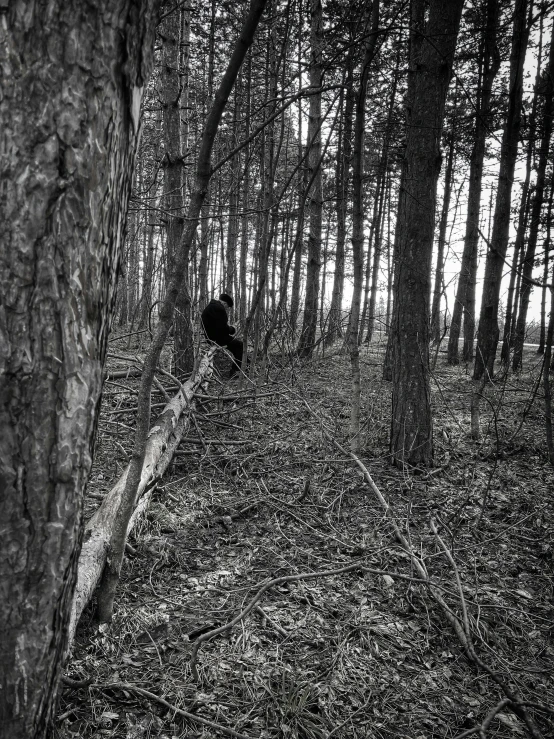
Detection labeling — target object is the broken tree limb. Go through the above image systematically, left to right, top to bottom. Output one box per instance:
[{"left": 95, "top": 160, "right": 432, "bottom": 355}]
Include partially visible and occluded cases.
[
  {"left": 94, "top": 0, "right": 269, "bottom": 624},
  {"left": 67, "top": 348, "right": 215, "bottom": 650}
]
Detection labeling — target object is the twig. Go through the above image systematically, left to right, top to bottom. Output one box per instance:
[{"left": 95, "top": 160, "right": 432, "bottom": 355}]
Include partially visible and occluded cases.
[
  {"left": 153, "top": 375, "right": 171, "bottom": 402},
  {"left": 195, "top": 390, "right": 278, "bottom": 402},
  {"left": 211, "top": 501, "right": 260, "bottom": 525},
  {"left": 431, "top": 520, "right": 472, "bottom": 645},
  {"left": 254, "top": 605, "right": 288, "bottom": 637},
  {"left": 61, "top": 674, "right": 94, "bottom": 689},
  {"left": 93, "top": 682, "right": 253, "bottom": 739},
  {"left": 452, "top": 699, "right": 513, "bottom": 739}
]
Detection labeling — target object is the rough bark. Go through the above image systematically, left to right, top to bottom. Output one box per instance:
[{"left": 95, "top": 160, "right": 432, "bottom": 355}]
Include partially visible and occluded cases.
[
  {"left": 390, "top": 0, "right": 464, "bottom": 467},
  {"left": 473, "top": 0, "right": 530, "bottom": 381},
  {"left": 0, "top": 1, "right": 160, "bottom": 736},
  {"left": 382, "top": 1, "right": 423, "bottom": 383},
  {"left": 160, "top": 5, "right": 194, "bottom": 377},
  {"left": 289, "top": 6, "right": 306, "bottom": 336},
  {"left": 501, "top": 10, "right": 543, "bottom": 365},
  {"left": 239, "top": 57, "right": 252, "bottom": 325},
  {"left": 225, "top": 87, "right": 241, "bottom": 298},
  {"left": 538, "top": 184, "right": 553, "bottom": 354},
  {"left": 500, "top": 188, "right": 531, "bottom": 364},
  {"left": 139, "top": 212, "right": 157, "bottom": 329},
  {"left": 544, "top": 285, "right": 554, "bottom": 465}
]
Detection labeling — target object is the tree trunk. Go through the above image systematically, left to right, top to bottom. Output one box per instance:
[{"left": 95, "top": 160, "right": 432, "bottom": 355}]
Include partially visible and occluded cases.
[
  {"left": 297, "top": 0, "right": 323, "bottom": 358},
  {"left": 348, "top": 0, "right": 380, "bottom": 451},
  {"left": 390, "top": 0, "right": 464, "bottom": 467},
  {"left": 447, "top": 0, "right": 500, "bottom": 364},
  {"left": 473, "top": 0, "right": 530, "bottom": 381},
  {"left": 0, "top": 2, "right": 160, "bottom": 736},
  {"left": 175, "top": 4, "right": 194, "bottom": 376},
  {"left": 159, "top": 5, "right": 194, "bottom": 377},
  {"left": 501, "top": 12, "right": 543, "bottom": 365},
  {"left": 512, "top": 24, "right": 554, "bottom": 371},
  {"left": 326, "top": 52, "right": 354, "bottom": 346},
  {"left": 238, "top": 55, "right": 252, "bottom": 324},
  {"left": 431, "top": 120, "right": 456, "bottom": 345},
  {"left": 366, "top": 162, "right": 387, "bottom": 343},
  {"left": 385, "top": 173, "right": 393, "bottom": 336},
  {"left": 538, "top": 184, "right": 554, "bottom": 354},
  {"left": 500, "top": 188, "right": 531, "bottom": 364},
  {"left": 139, "top": 212, "right": 157, "bottom": 329},
  {"left": 544, "top": 285, "right": 554, "bottom": 464}
]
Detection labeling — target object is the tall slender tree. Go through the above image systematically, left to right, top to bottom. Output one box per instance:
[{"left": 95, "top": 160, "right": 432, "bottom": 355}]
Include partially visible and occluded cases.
[
  {"left": 96, "top": 0, "right": 269, "bottom": 623},
  {"left": 297, "top": 0, "right": 323, "bottom": 358},
  {"left": 348, "top": 0, "right": 380, "bottom": 450},
  {"left": 390, "top": 0, "right": 464, "bottom": 467},
  {"left": 447, "top": 0, "right": 500, "bottom": 364},
  {"left": 474, "top": 0, "right": 531, "bottom": 381},
  {"left": 160, "top": 4, "right": 194, "bottom": 375},
  {"left": 512, "top": 22, "right": 554, "bottom": 370},
  {"left": 326, "top": 51, "right": 354, "bottom": 346},
  {"left": 431, "top": 117, "right": 456, "bottom": 344}
]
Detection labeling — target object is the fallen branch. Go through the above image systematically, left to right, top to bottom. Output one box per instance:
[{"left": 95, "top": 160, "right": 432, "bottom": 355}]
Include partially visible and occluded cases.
[
  {"left": 67, "top": 349, "right": 215, "bottom": 650},
  {"left": 254, "top": 604, "right": 288, "bottom": 637}
]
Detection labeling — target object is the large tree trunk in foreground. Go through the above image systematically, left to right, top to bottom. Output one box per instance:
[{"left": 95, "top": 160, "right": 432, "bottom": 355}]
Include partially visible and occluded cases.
[
  {"left": 390, "top": 0, "right": 464, "bottom": 467},
  {"left": 0, "top": 2, "right": 160, "bottom": 736},
  {"left": 68, "top": 350, "right": 214, "bottom": 647}
]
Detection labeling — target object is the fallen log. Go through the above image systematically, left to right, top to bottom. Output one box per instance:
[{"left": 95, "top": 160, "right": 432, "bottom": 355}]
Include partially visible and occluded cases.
[{"left": 67, "top": 348, "right": 215, "bottom": 649}]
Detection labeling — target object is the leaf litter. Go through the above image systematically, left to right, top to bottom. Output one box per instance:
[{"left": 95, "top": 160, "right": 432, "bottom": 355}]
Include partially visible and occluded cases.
[{"left": 56, "top": 342, "right": 554, "bottom": 739}]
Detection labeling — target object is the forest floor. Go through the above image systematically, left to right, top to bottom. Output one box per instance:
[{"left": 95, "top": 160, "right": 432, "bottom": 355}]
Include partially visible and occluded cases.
[{"left": 55, "top": 336, "right": 554, "bottom": 739}]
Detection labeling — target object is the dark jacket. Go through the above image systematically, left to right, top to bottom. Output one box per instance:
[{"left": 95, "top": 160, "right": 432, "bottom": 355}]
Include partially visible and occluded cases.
[{"left": 201, "top": 299, "right": 236, "bottom": 346}]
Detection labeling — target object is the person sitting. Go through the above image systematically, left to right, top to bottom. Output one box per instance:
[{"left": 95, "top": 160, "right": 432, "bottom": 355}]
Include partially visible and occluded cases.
[{"left": 201, "top": 293, "right": 243, "bottom": 378}]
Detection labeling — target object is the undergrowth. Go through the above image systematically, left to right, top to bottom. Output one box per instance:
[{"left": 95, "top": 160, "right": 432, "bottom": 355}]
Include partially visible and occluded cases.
[{"left": 55, "top": 340, "right": 554, "bottom": 739}]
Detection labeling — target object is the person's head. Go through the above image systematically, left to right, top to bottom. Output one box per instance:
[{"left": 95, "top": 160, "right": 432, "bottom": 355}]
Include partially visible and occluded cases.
[{"left": 219, "top": 293, "right": 233, "bottom": 310}]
